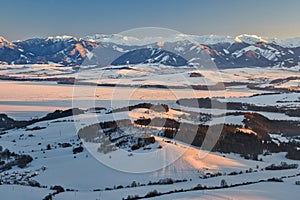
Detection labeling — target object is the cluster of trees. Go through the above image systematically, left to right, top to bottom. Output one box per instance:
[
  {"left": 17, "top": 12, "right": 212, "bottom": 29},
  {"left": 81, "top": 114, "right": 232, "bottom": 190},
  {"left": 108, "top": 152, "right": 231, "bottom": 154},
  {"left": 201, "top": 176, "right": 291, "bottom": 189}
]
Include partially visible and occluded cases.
[
  {"left": 177, "top": 96, "right": 300, "bottom": 118},
  {"left": 78, "top": 103, "right": 300, "bottom": 160},
  {"left": 112, "top": 103, "right": 169, "bottom": 113},
  {"left": 0, "top": 108, "right": 85, "bottom": 131},
  {"left": 150, "top": 114, "right": 299, "bottom": 160},
  {"left": 79, "top": 119, "right": 157, "bottom": 152},
  {"left": 159, "top": 123, "right": 265, "bottom": 159},
  {"left": 130, "top": 137, "right": 155, "bottom": 151},
  {"left": 0, "top": 146, "right": 33, "bottom": 171},
  {"left": 0, "top": 146, "right": 11, "bottom": 161},
  {"left": 72, "top": 146, "right": 84, "bottom": 154},
  {"left": 286, "top": 148, "right": 300, "bottom": 160},
  {"left": 265, "top": 162, "right": 298, "bottom": 170},
  {"left": 101, "top": 178, "right": 188, "bottom": 194},
  {"left": 123, "top": 179, "right": 229, "bottom": 200},
  {"left": 43, "top": 185, "right": 66, "bottom": 200}
]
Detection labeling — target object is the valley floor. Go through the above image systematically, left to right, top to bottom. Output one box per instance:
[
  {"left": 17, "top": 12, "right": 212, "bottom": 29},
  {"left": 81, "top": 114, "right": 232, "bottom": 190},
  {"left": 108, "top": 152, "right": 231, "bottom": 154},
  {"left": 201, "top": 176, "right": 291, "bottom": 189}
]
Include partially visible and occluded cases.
[{"left": 0, "top": 66, "right": 299, "bottom": 199}]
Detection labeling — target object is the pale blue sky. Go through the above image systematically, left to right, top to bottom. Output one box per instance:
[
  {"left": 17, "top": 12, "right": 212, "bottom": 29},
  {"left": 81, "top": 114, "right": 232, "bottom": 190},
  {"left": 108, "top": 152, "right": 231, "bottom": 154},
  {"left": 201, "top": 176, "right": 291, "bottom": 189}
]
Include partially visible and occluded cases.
[{"left": 1, "top": 0, "right": 299, "bottom": 40}]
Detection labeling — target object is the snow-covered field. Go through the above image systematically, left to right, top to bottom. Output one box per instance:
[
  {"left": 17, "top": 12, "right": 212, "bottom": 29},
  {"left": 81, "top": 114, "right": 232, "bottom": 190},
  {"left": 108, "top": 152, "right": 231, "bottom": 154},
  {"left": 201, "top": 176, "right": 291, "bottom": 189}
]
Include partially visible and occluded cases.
[
  {"left": 1, "top": 63, "right": 299, "bottom": 90},
  {"left": 0, "top": 65, "right": 299, "bottom": 199},
  {"left": 221, "top": 92, "right": 300, "bottom": 107},
  {"left": 0, "top": 109, "right": 299, "bottom": 199},
  {"left": 0, "top": 185, "right": 51, "bottom": 200}
]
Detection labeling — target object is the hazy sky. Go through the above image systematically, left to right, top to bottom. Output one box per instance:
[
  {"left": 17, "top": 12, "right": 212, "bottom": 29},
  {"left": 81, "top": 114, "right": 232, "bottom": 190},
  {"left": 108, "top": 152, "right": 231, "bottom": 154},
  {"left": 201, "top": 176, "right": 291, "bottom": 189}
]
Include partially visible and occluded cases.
[{"left": 1, "top": 0, "right": 300, "bottom": 40}]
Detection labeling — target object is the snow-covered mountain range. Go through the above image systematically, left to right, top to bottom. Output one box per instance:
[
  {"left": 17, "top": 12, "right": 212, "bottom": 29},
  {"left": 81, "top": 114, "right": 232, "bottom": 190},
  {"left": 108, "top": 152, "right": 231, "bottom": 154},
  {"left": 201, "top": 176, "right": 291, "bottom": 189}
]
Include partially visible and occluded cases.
[{"left": 0, "top": 34, "right": 300, "bottom": 68}]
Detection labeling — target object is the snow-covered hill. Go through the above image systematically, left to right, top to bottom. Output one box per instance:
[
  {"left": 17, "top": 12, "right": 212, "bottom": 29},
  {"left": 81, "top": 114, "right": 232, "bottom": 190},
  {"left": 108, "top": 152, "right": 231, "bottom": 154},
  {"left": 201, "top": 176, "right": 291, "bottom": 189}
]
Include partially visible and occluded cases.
[{"left": 0, "top": 102, "right": 299, "bottom": 199}]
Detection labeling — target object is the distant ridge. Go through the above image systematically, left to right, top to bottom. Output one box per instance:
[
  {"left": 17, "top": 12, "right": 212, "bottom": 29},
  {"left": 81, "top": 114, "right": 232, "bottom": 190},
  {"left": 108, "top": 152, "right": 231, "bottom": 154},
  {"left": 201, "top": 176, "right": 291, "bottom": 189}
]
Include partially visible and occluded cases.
[{"left": 0, "top": 34, "right": 299, "bottom": 68}]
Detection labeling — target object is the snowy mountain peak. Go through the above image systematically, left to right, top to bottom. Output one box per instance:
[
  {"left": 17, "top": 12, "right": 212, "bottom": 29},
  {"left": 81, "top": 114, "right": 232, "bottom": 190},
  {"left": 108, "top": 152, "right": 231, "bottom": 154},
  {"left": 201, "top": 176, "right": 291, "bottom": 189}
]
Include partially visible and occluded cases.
[
  {"left": 84, "top": 34, "right": 140, "bottom": 45},
  {"left": 235, "top": 34, "right": 270, "bottom": 44},
  {"left": 45, "top": 35, "right": 79, "bottom": 42},
  {"left": 190, "top": 35, "right": 235, "bottom": 45},
  {"left": 0, "top": 36, "right": 16, "bottom": 48}
]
